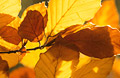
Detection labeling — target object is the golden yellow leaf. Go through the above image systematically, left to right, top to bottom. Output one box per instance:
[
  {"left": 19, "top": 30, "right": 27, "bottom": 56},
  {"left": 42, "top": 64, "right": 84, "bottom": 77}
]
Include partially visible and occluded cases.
[
  {"left": 0, "top": 0, "right": 21, "bottom": 28},
  {"left": 45, "top": 0, "right": 101, "bottom": 36},
  {"left": 90, "top": 0, "right": 119, "bottom": 28},
  {"left": 64, "top": 26, "right": 120, "bottom": 58},
  {"left": 35, "top": 37, "right": 79, "bottom": 78},
  {"left": 35, "top": 37, "right": 114, "bottom": 78},
  {"left": 20, "top": 41, "right": 46, "bottom": 68},
  {"left": 71, "top": 55, "right": 115, "bottom": 78},
  {"left": 9, "top": 67, "right": 35, "bottom": 78}
]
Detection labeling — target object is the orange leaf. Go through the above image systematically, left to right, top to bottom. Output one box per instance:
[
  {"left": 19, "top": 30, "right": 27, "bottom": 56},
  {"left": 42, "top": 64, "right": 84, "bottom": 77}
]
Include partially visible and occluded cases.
[
  {"left": 90, "top": 0, "right": 119, "bottom": 28},
  {"left": 18, "top": 10, "right": 45, "bottom": 42},
  {"left": 0, "top": 14, "right": 15, "bottom": 28},
  {"left": 0, "top": 26, "right": 21, "bottom": 45},
  {"left": 64, "top": 26, "right": 120, "bottom": 58},
  {"left": 35, "top": 37, "right": 114, "bottom": 78},
  {"left": 0, "top": 56, "right": 9, "bottom": 78},
  {"left": 9, "top": 67, "right": 35, "bottom": 78}
]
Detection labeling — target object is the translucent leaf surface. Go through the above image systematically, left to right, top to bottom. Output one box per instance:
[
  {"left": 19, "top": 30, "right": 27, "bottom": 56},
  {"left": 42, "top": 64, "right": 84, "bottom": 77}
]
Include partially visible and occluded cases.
[{"left": 46, "top": 0, "right": 101, "bottom": 36}]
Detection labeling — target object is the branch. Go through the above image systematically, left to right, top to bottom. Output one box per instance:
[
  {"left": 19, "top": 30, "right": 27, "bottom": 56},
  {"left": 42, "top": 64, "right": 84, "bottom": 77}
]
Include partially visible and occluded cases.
[{"left": 0, "top": 38, "right": 56, "bottom": 54}]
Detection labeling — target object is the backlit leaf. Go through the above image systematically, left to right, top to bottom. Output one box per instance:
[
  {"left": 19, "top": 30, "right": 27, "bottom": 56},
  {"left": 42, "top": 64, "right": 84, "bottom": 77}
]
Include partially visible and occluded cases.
[
  {"left": 0, "top": 0, "right": 21, "bottom": 28},
  {"left": 46, "top": 0, "right": 101, "bottom": 36},
  {"left": 91, "top": 0, "right": 119, "bottom": 28},
  {"left": 18, "top": 10, "right": 45, "bottom": 42},
  {"left": 0, "top": 14, "right": 15, "bottom": 29},
  {"left": 7, "top": 17, "right": 21, "bottom": 30},
  {"left": 0, "top": 26, "right": 21, "bottom": 45},
  {"left": 64, "top": 26, "right": 120, "bottom": 58},
  {"left": 35, "top": 37, "right": 79, "bottom": 78},
  {"left": 35, "top": 37, "right": 114, "bottom": 78},
  {"left": 20, "top": 41, "right": 46, "bottom": 68},
  {"left": 71, "top": 55, "right": 115, "bottom": 78}
]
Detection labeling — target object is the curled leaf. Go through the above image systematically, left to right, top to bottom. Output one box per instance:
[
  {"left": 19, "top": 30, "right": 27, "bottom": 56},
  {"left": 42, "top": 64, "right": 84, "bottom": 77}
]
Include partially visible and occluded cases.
[
  {"left": 18, "top": 10, "right": 45, "bottom": 42},
  {"left": 0, "top": 26, "right": 21, "bottom": 45},
  {"left": 64, "top": 26, "right": 120, "bottom": 58}
]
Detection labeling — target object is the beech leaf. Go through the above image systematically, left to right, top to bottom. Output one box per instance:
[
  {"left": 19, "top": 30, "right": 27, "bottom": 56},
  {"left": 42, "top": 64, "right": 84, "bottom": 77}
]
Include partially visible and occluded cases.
[
  {"left": 0, "top": 0, "right": 21, "bottom": 28},
  {"left": 46, "top": 0, "right": 101, "bottom": 36},
  {"left": 91, "top": 0, "right": 119, "bottom": 28},
  {"left": 18, "top": 10, "right": 45, "bottom": 42},
  {"left": 0, "top": 26, "right": 21, "bottom": 45},
  {"left": 64, "top": 26, "right": 120, "bottom": 58},
  {"left": 35, "top": 37, "right": 115, "bottom": 78},
  {"left": 35, "top": 38, "right": 79, "bottom": 78},
  {"left": 71, "top": 56, "right": 115, "bottom": 78}
]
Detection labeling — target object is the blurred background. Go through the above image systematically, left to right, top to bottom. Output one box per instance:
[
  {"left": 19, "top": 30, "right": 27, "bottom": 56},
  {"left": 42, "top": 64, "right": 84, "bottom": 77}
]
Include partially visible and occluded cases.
[{"left": 9, "top": 0, "right": 120, "bottom": 78}]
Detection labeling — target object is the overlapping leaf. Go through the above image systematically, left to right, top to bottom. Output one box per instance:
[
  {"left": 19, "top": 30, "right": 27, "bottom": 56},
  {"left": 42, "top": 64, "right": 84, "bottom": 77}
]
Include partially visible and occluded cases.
[
  {"left": 0, "top": 0, "right": 21, "bottom": 28},
  {"left": 45, "top": 0, "right": 101, "bottom": 36},
  {"left": 90, "top": 0, "right": 119, "bottom": 28},
  {"left": 18, "top": 2, "right": 47, "bottom": 42},
  {"left": 18, "top": 10, "right": 45, "bottom": 42},
  {"left": 0, "top": 26, "right": 21, "bottom": 45},
  {"left": 64, "top": 26, "right": 120, "bottom": 58},
  {"left": 35, "top": 37, "right": 115, "bottom": 78},
  {"left": 35, "top": 37, "right": 79, "bottom": 78},
  {"left": 71, "top": 56, "right": 115, "bottom": 78}
]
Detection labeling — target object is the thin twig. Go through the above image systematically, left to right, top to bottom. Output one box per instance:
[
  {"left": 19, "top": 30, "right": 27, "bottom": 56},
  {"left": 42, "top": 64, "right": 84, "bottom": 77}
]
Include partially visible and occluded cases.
[{"left": 0, "top": 38, "right": 56, "bottom": 54}]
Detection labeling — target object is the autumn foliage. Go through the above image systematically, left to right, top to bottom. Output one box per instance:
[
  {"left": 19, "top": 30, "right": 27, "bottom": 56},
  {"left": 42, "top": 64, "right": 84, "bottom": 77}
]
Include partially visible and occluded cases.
[{"left": 0, "top": 0, "right": 120, "bottom": 78}]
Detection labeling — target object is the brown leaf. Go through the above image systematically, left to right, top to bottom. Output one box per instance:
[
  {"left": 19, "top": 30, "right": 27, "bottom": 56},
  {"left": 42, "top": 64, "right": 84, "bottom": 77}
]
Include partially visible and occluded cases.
[
  {"left": 18, "top": 10, "right": 45, "bottom": 42},
  {"left": 0, "top": 26, "right": 21, "bottom": 45},
  {"left": 64, "top": 26, "right": 120, "bottom": 58},
  {"left": 35, "top": 37, "right": 115, "bottom": 78},
  {"left": 0, "top": 56, "right": 9, "bottom": 78}
]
